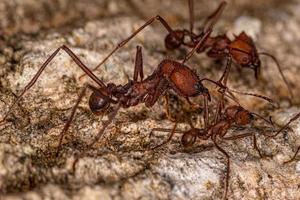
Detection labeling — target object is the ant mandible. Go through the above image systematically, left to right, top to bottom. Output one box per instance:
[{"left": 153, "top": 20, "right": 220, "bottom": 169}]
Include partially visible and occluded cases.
[
  {"left": 84, "top": 0, "right": 292, "bottom": 98},
  {"left": 0, "top": 28, "right": 219, "bottom": 157}
]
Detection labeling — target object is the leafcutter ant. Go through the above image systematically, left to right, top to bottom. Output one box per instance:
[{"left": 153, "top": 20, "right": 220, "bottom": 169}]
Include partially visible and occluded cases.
[{"left": 0, "top": 28, "right": 221, "bottom": 157}]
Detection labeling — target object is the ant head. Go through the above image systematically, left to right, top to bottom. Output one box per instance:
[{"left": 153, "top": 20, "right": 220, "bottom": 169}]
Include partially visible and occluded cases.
[
  {"left": 165, "top": 30, "right": 185, "bottom": 50},
  {"left": 229, "top": 32, "right": 261, "bottom": 78},
  {"left": 89, "top": 89, "right": 110, "bottom": 115},
  {"left": 225, "top": 105, "right": 254, "bottom": 125}
]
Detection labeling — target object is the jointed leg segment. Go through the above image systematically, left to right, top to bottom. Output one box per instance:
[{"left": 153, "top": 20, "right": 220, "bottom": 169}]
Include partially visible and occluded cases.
[{"left": 0, "top": 45, "right": 106, "bottom": 124}]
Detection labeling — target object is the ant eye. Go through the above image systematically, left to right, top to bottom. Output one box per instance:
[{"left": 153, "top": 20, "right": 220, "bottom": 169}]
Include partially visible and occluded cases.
[{"left": 194, "top": 83, "right": 201, "bottom": 90}]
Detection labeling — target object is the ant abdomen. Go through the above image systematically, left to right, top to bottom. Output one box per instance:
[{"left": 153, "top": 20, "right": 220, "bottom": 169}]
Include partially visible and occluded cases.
[
  {"left": 89, "top": 91, "right": 110, "bottom": 115},
  {"left": 181, "top": 131, "right": 197, "bottom": 147}
]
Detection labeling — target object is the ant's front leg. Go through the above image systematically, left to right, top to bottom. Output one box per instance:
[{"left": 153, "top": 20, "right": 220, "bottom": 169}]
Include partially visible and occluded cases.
[
  {"left": 0, "top": 45, "right": 107, "bottom": 124},
  {"left": 56, "top": 83, "right": 117, "bottom": 157},
  {"left": 56, "top": 85, "right": 88, "bottom": 157}
]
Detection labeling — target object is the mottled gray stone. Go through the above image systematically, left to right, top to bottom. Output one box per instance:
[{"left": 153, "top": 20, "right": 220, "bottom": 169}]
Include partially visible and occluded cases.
[{"left": 1, "top": 1, "right": 300, "bottom": 200}]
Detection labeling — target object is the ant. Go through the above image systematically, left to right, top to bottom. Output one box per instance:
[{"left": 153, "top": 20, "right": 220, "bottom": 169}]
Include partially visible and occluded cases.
[
  {"left": 82, "top": 0, "right": 293, "bottom": 98},
  {"left": 164, "top": 0, "right": 293, "bottom": 97},
  {"left": 0, "top": 28, "right": 221, "bottom": 157},
  {"left": 149, "top": 83, "right": 276, "bottom": 199},
  {"left": 150, "top": 103, "right": 273, "bottom": 200}
]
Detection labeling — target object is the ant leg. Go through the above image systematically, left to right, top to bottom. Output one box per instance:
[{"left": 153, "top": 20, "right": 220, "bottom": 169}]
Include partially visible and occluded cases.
[
  {"left": 188, "top": 0, "right": 194, "bottom": 33},
  {"left": 202, "top": 1, "right": 227, "bottom": 32},
  {"left": 80, "top": 15, "right": 175, "bottom": 78},
  {"left": 182, "top": 28, "right": 212, "bottom": 64},
  {"left": 0, "top": 45, "right": 107, "bottom": 124},
  {"left": 133, "top": 46, "right": 144, "bottom": 82},
  {"left": 218, "top": 56, "right": 232, "bottom": 86},
  {"left": 56, "top": 83, "right": 116, "bottom": 157},
  {"left": 56, "top": 85, "right": 88, "bottom": 157},
  {"left": 164, "top": 94, "right": 176, "bottom": 122},
  {"left": 203, "top": 95, "right": 209, "bottom": 129},
  {"left": 186, "top": 97, "right": 203, "bottom": 111},
  {"left": 213, "top": 100, "right": 223, "bottom": 124},
  {"left": 72, "top": 103, "right": 121, "bottom": 173},
  {"left": 267, "top": 111, "right": 300, "bottom": 138},
  {"left": 251, "top": 112, "right": 275, "bottom": 127},
  {"left": 187, "top": 117, "right": 195, "bottom": 129},
  {"left": 151, "top": 122, "right": 178, "bottom": 150},
  {"left": 149, "top": 127, "right": 183, "bottom": 138},
  {"left": 223, "top": 133, "right": 264, "bottom": 158},
  {"left": 252, "top": 134, "right": 264, "bottom": 158},
  {"left": 212, "top": 137, "right": 230, "bottom": 200},
  {"left": 284, "top": 146, "right": 300, "bottom": 164}
]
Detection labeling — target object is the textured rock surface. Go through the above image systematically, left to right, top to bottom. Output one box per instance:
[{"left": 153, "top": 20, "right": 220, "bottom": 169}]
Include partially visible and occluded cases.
[{"left": 1, "top": 0, "right": 300, "bottom": 200}]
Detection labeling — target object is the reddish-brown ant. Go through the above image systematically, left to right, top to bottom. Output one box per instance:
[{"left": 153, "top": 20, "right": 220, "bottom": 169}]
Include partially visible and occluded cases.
[
  {"left": 84, "top": 0, "right": 292, "bottom": 98},
  {"left": 164, "top": 0, "right": 293, "bottom": 97},
  {"left": 0, "top": 28, "right": 221, "bottom": 156},
  {"left": 150, "top": 104, "right": 273, "bottom": 200}
]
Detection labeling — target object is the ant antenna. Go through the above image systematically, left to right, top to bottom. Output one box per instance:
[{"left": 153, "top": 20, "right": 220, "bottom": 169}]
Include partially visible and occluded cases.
[
  {"left": 258, "top": 52, "right": 294, "bottom": 99},
  {"left": 228, "top": 89, "right": 276, "bottom": 105},
  {"left": 251, "top": 112, "right": 274, "bottom": 126}
]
